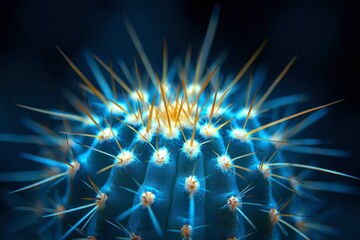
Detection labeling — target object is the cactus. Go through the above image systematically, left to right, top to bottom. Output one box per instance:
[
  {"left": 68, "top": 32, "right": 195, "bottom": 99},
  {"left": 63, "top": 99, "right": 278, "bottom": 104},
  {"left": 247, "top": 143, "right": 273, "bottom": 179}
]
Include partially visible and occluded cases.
[{"left": 1, "top": 7, "right": 358, "bottom": 240}]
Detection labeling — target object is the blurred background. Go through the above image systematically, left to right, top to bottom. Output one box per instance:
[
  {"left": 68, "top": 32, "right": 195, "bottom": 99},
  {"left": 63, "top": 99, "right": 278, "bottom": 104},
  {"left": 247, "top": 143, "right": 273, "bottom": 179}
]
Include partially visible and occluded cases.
[{"left": 0, "top": 0, "right": 359, "bottom": 239}]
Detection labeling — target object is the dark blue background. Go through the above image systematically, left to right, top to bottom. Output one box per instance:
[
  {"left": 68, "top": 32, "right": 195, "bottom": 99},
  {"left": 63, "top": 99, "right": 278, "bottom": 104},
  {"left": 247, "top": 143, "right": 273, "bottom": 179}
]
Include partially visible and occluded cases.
[{"left": 0, "top": 0, "right": 359, "bottom": 239}]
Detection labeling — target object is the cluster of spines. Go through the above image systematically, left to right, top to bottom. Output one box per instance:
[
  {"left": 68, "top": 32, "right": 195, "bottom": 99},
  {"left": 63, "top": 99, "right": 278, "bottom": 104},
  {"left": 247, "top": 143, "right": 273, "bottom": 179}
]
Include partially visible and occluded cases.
[{"left": 0, "top": 7, "right": 358, "bottom": 240}]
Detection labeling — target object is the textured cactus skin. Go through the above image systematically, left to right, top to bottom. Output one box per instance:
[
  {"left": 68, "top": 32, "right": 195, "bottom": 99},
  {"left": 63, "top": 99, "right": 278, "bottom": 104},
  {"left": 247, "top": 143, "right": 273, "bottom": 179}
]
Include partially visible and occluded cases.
[
  {"left": 1, "top": 7, "right": 358, "bottom": 240},
  {"left": 63, "top": 83, "right": 276, "bottom": 240}
]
